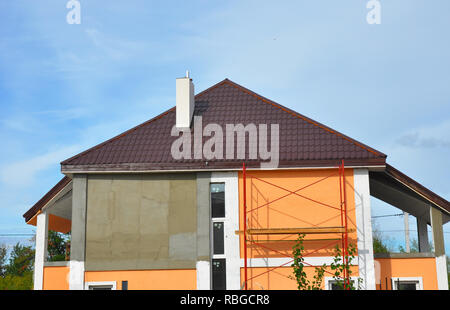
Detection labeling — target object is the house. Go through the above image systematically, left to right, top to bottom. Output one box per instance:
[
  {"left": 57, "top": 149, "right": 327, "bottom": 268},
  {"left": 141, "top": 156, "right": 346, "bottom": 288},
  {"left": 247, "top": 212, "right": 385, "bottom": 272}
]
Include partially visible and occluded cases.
[{"left": 23, "top": 75, "right": 449, "bottom": 290}]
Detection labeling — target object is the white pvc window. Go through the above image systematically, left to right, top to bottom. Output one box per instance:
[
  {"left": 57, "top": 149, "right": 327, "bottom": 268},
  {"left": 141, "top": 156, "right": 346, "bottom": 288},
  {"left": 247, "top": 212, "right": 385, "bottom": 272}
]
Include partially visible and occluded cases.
[
  {"left": 210, "top": 182, "right": 226, "bottom": 290},
  {"left": 324, "top": 277, "right": 360, "bottom": 290},
  {"left": 391, "top": 277, "right": 423, "bottom": 290},
  {"left": 85, "top": 281, "right": 117, "bottom": 290}
]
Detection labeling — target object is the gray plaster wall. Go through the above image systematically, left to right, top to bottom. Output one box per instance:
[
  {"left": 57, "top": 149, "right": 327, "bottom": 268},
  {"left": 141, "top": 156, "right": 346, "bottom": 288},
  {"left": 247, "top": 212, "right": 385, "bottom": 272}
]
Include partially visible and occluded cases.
[{"left": 85, "top": 173, "right": 199, "bottom": 271}]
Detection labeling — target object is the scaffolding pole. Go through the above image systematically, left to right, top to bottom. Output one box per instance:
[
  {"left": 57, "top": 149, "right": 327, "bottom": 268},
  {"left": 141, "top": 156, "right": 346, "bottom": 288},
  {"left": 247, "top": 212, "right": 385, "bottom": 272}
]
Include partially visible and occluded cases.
[
  {"left": 240, "top": 160, "right": 351, "bottom": 290},
  {"left": 243, "top": 162, "right": 248, "bottom": 290}
]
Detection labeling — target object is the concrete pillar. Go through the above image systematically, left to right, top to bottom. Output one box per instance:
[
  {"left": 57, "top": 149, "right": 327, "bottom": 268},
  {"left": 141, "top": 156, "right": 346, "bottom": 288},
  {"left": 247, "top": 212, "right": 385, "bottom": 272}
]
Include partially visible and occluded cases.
[
  {"left": 354, "top": 169, "right": 376, "bottom": 290},
  {"left": 196, "top": 172, "right": 211, "bottom": 290},
  {"left": 69, "top": 174, "right": 87, "bottom": 290},
  {"left": 430, "top": 207, "right": 448, "bottom": 290},
  {"left": 33, "top": 211, "right": 48, "bottom": 290},
  {"left": 404, "top": 212, "right": 410, "bottom": 253},
  {"left": 417, "top": 216, "right": 430, "bottom": 252}
]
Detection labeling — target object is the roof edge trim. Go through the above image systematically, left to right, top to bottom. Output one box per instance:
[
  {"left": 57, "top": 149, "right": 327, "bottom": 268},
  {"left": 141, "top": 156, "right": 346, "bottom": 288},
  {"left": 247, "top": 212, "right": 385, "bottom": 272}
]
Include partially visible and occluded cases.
[
  {"left": 385, "top": 164, "right": 450, "bottom": 216},
  {"left": 23, "top": 176, "right": 72, "bottom": 223}
]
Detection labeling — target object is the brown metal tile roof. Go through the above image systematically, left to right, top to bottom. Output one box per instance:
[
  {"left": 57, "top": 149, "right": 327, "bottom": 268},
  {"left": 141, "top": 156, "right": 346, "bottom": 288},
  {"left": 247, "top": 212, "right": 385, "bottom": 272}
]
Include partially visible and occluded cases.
[
  {"left": 25, "top": 79, "right": 450, "bottom": 223},
  {"left": 61, "top": 79, "right": 386, "bottom": 172},
  {"left": 23, "top": 176, "right": 71, "bottom": 222}
]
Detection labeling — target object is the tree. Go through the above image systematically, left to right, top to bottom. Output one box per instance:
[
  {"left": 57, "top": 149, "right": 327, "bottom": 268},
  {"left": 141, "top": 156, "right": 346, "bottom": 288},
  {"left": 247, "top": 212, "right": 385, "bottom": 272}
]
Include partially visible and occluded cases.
[
  {"left": 372, "top": 228, "right": 393, "bottom": 254},
  {"left": 47, "top": 230, "right": 70, "bottom": 262},
  {"left": 373, "top": 235, "right": 390, "bottom": 253},
  {"left": 398, "top": 239, "right": 433, "bottom": 253},
  {"left": 0, "top": 242, "right": 35, "bottom": 290},
  {"left": 6, "top": 243, "right": 34, "bottom": 276},
  {"left": 0, "top": 244, "right": 7, "bottom": 277},
  {"left": 0, "top": 272, "right": 33, "bottom": 290}
]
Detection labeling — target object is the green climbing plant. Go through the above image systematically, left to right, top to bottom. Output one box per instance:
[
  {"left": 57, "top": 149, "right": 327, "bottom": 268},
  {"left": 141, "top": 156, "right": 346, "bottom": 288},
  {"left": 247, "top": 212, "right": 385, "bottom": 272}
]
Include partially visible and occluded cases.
[
  {"left": 291, "top": 234, "right": 326, "bottom": 290},
  {"left": 291, "top": 234, "right": 361, "bottom": 290},
  {"left": 330, "top": 243, "right": 361, "bottom": 290}
]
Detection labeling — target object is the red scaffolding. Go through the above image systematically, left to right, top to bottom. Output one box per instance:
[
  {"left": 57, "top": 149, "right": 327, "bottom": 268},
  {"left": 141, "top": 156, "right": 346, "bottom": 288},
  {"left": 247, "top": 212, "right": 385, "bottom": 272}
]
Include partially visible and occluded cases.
[{"left": 239, "top": 160, "right": 352, "bottom": 290}]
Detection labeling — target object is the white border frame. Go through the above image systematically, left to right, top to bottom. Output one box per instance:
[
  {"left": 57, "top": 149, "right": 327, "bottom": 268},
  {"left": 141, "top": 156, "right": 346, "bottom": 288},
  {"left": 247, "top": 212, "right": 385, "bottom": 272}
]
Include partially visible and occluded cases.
[
  {"left": 354, "top": 168, "right": 376, "bottom": 290},
  {"left": 210, "top": 172, "right": 240, "bottom": 290},
  {"left": 390, "top": 277, "right": 423, "bottom": 290},
  {"left": 84, "top": 281, "right": 117, "bottom": 290}
]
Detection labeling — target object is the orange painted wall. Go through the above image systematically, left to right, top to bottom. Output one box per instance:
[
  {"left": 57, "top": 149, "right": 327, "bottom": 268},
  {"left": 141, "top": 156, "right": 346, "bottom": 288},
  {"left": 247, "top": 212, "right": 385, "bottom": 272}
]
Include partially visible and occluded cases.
[
  {"left": 238, "top": 169, "right": 357, "bottom": 259},
  {"left": 375, "top": 257, "right": 438, "bottom": 290},
  {"left": 43, "top": 266, "right": 69, "bottom": 290},
  {"left": 241, "top": 266, "right": 359, "bottom": 290},
  {"left": 84, "top": 269, "right": 197, "bottom": 290}
]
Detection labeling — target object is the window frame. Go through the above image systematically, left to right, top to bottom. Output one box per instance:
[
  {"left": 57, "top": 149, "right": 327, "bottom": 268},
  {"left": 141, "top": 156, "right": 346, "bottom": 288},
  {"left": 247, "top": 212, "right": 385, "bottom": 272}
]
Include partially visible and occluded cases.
[
  {"left": 210, "top": 182, "right": 227, "bottom": 289},
  {"left": 210, "top": 183, "right": 225, "bottom": 218},
  {"left": 211, "top": 258, "right": 227, "bottom": 290},
  {"left": 324, "top": 277, "right": 361, "bottom": 290},
  {"left": 391, "top": 277, "right": 423, "bottom": 290},
  {"left": 85, "top": 281, "right": 117, "bottom": 290}
]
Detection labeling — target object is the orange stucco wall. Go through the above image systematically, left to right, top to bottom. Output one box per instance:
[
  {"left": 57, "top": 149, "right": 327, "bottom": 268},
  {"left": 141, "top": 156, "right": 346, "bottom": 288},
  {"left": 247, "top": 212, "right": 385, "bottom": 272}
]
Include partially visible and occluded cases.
[
  {"left": 237, "top": 168, "right": 357, "bottom": 289},
  {"left": 238, "top": 169, "right": 357, "bottom": 259},
  {"left": 375, "top": 257, "right": 438, "bottom": 290},
  {"left": 43, "top": 266, "right": 70, "bottom": 290},
  {"left": 42, "top": 268, "right": 196, "bottom": 290},
  {"left": 84, "top": 269, "right": 197, "bottom": 290}
]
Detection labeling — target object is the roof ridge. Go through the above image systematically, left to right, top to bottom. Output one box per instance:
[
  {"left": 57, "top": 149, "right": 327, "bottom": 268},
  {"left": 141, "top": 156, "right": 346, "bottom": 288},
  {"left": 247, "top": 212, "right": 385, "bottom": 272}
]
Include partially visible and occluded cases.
[
  {"left": 61, "top": 78, "right": 386, "bottom": 167},
  {"left": 195, "top": 78, "right": 229, "bottom": 98},
  {"left": 221, "top": 79, "right": 386, "bottom": 158}
]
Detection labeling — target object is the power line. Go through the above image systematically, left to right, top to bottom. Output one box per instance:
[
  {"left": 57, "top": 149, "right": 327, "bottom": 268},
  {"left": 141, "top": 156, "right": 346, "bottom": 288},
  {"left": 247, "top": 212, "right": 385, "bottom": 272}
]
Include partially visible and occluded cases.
[
  {"left": 372, "top": 213, "right": 404, "bottom": 219},
  {"left": 376, "top": 230, "right": 450, "bottom": 234}
]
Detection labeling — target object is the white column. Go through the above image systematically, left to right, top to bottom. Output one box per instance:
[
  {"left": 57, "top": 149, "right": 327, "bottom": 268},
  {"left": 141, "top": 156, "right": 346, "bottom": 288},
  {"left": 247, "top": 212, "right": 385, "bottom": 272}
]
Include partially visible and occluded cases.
[
  {"left": 354, "top": 169, "right": 376, "bottom": 290},
  {"left": 430, "top": 207, "right": 448, "bottom": 290},
  {"left": 33, "top": 211, "right": 48, "bottom": 290},
  {"left": 417, "top": 216, "right": 430, "bottom": 252}
]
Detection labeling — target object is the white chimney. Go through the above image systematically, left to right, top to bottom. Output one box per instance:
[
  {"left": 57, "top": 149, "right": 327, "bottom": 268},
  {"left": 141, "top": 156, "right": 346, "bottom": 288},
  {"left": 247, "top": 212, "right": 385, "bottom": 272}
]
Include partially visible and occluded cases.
[{"left": 176, "top": 71, "right": 195, "bottom": 128}]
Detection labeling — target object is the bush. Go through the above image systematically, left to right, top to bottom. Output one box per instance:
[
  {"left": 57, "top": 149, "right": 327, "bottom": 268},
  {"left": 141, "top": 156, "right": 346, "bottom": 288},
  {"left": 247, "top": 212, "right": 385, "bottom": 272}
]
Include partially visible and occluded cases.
[{"left": 0, "top": 271, "right": 33, "bottom": 290}]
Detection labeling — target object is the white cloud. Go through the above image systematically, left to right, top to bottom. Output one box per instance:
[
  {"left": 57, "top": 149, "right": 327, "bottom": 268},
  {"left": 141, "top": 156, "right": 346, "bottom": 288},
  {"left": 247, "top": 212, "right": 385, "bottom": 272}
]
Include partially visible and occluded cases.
[
  {"left": 35, "top": 107, "right": 88, "bottom": 122},
  {"left": 395, "top": 120, "right": 450, "bottom": 149},
  {"left": 0, "top": 145, "right": 82, "bottom": 187}
]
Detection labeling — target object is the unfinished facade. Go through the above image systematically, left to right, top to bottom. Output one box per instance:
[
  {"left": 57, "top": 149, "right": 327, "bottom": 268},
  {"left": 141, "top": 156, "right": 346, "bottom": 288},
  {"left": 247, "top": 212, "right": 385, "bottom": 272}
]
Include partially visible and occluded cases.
[{"left": 24, "top": 77, "right": 449, "bottom": 290}]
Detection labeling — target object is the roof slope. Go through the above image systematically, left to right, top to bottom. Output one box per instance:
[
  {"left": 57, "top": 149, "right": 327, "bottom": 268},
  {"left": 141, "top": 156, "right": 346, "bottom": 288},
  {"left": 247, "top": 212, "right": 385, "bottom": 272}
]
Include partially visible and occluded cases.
[
  {"left": 61, "top": 79, "right": 386, "bottom": 172},
  {"left": 23, "top": 176, "right": 71, "bottom": 222}
]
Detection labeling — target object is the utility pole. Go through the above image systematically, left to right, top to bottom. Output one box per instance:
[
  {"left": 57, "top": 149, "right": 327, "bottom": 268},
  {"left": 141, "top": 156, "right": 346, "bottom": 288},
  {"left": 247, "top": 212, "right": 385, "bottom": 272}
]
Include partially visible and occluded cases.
[{"left": 404, "top": 211, "right": 410, "bottom": 253}]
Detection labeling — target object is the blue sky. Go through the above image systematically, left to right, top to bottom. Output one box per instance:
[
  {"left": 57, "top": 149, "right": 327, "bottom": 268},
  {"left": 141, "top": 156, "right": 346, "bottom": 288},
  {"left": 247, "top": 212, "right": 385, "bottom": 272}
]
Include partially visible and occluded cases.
[{"left": 0, "top": 1, "right": 449, "bottom": 253}]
